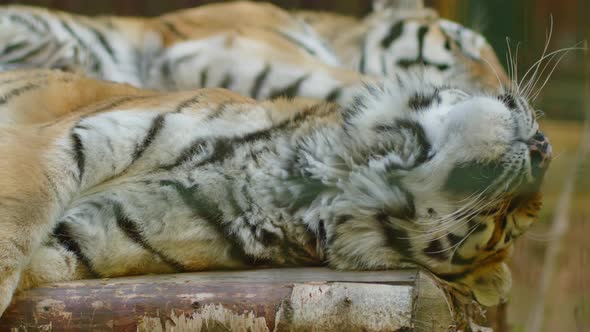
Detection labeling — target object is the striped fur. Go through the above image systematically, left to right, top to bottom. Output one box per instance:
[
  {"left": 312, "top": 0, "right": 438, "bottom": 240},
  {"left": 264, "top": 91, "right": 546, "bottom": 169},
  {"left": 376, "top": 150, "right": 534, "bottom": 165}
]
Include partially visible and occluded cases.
[
  {"left": 0, "top": 1, "right": 508, "bottom": 104},
  {"left": 0, "top": 69, "right": 548, "bottom": 317}
]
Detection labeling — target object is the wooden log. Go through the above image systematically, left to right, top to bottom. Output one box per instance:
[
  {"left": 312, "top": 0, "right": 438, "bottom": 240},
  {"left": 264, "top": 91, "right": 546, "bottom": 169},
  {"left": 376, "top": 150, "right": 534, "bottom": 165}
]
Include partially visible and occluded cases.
[{"left": 0, "top": 268, "right": 454, "bottom": 332}]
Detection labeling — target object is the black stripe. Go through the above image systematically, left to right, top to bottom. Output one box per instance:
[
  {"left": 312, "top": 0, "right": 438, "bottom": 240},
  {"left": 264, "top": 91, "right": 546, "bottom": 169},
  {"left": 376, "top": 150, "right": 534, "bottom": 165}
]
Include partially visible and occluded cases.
[
  {"left": 30, "top": 13, "right": 51, "bottom": 32},
  {"left": 8, "top": 14, "right": 41, "bottom": 33},
  {"left": 59, "top": 19, "right": 102, "bottom": 72},
  {"left": 162, "top": 20, "right": 187, "bottom": 39},
  {"left": 381, "top": 21, "right": 405, "bottom": 48},
  {"left": 391, "top": 24, "right": 454, "bottom": 72},
  {"left": 416, "top": 26, "right": 429, "bottom": 60},
  {"left": 88, "top": 27, "right": 116, "bottom": 61},
  {"left": 271, "top": 29, "right": 317, "bottom": 56},
  {"left": 359, "top": 38, "right": 367, "bottom": 73},
  {"left": 444, "top": 38, "right": 452, "bottom": 51},
  {"left": 3, "top": 40, "right": 29, "bottom": 54},
  {"left": 4, "top": 41, "right": 49, "bottom": 65},
  {"left": 172, "top": 52, "right": 199, "bottom": 72},
  {"left": 397, "top": 58, "right": 451, "bottom": 71},
  {"left": 396, "top": 59, "right": 415, "bottom": 69},
  {"left": 160, "top": 61, "right": 172, "bottom": 86},
  {"left": 250, "top": 65, "right": 271, "bottom": 99},
  {"left": 200, "top": 67, "right": 209, "bottom": 88},
  {"left": 220, "top": 73, "right": 234, "bottom": 89},
  {"left": 269, "top": 75, "right": 308, "bottom": 99},
  {"left": 0, "top": 82, "right": 41, "bottom": 105},
  {"left": 326, "top": 87, "right": 342, "bottom": 103},
  {"left": 408, "top": 90, "right": 441, "bottom": 111},
  {"left": 175, "top": 94, "right": 202, "bottom": 113},
  {"left": 342, "top": 94, "right": 368, "bottom": 123},
  {"left": 499, "top": 94, "right": 517, "bottom": 110},
  {"left": 88, "top": 95, "right": 152, "bottom": 115},
  {"left": 206, "top": 102, "right": 230, "bottom": 120},
  {"left": 166, "top": 103, "right": 327, "bottom": 171},
  {"left": 132, "top": 113, "right": 166, "bottom": 162},
  {"left": 374, "top": 119, "right": 432, "bottom": 166},
  {"left": 396, "top": 119, "right": 432, "bottom": 164},
  {"left": 70, "top": 131, "right": 85, "bottom": 182},
  {"left": 162, "top": 139, "right": 233, "bottom": 171},
  {"left": 162, "top": 139, "right": 208, "bottom": 170},
  {"left": 160, "top": 180, "right": 257, "bottom": 264},
  {"left": 112, "top": 202, "right": 187, "bottom": 272},
  {"left": 375, "top": 211, "right": 413, "bottom": 259},
  {"left": 467, "top": 218, "right": 488, "bottom": 234},
  {"left": 318, "top": 220, "right": 327, "bottom": 252},
  {"left": 53, "top": 222, "right": 100, "bottom": 278},
  {"left": 446, "top": 232, "right": 463, "bottom": 247},
  {"left": 423, "top": 239, "right": 449, "bottom": 261},
  {"left": 451, "top": 253, "right": 476, "bottom": 266},
  {"left": 438, "top": 271, "right": 469, "bottom": 283}
]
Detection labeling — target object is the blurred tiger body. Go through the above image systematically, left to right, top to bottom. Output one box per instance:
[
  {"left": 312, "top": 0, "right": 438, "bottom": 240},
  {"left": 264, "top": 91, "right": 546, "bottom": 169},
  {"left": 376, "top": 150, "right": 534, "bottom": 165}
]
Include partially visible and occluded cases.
[{"left": 0, "top": 1, "right": 507, "bottom": 103}]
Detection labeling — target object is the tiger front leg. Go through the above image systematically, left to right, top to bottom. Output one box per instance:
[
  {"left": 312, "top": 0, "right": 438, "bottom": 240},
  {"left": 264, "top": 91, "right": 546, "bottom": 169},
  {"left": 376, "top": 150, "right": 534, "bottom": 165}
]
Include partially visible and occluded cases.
[{"left": 0, "top": 128, "right": 78, "bottom": 316}]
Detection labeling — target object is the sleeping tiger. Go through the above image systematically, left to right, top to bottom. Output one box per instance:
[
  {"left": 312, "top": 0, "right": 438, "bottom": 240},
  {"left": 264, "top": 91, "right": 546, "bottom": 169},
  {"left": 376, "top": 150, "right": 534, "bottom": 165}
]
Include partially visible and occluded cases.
[
  {"left": 0, "top": 0, "right": 508, "bottom": 103},
  {"left": 0, "top": 68, "right": 549, "bottom": 318}
]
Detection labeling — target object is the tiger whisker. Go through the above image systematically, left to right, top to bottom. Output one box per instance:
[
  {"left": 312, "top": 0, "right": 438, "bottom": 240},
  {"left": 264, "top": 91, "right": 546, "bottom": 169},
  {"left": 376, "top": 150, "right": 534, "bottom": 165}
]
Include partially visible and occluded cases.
[
  {"left": 518, "top": 15, "right": 553, "bottom": 97},
  {"left": 505, "top": 38, "right": 518, "bottom": 95},
  {"left": 530, "top": 45, "right": 584, "bottom": 102},
  {"left": 519, "top": 46, "right": 584, "bottom": 100},
  {"left": 480, "top": 56, "right": 505, "bottom": 93},
  {"left": 415, "top": 189, "right": 491, "bottom": 226},
  {"left": 407, "top": 192, "right": 502, "bottom": 240},
  {"left": 411, "top": 195, "right": 504, "bottom": 245}
]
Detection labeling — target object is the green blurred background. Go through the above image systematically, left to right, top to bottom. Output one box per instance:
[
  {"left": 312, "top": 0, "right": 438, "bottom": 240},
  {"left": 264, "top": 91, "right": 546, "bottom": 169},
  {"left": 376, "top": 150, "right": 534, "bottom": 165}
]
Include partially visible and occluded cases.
[{"left": 0, "top": 1, "right": 587, "bottom": 331}]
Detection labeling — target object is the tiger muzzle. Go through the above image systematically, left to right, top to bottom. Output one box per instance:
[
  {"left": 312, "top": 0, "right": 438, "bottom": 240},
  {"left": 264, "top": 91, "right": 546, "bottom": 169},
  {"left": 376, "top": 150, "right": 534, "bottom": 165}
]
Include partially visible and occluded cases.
[{"left": 529, "top": 131, "right": 552, "bottom": 170}]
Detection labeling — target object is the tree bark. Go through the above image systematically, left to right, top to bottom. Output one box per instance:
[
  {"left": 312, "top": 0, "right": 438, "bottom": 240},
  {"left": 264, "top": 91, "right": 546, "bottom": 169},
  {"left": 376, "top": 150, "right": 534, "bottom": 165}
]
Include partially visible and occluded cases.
[{"left": 1, "top": 268, "right": 455, "bottom": 332}]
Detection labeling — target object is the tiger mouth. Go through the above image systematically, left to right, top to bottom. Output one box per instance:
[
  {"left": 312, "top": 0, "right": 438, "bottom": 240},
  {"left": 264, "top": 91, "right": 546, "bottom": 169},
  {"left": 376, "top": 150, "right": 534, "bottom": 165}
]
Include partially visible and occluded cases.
[{"left": 437, "top": 190, "right": 543, "bottom": 282}]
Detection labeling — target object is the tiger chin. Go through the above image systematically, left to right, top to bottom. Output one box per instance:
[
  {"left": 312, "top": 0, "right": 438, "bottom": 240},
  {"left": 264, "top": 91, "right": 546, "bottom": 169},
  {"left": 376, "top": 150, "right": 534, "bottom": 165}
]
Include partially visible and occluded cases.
[{"left": 0, "top": 69, "right": 549, "bottom": 316}]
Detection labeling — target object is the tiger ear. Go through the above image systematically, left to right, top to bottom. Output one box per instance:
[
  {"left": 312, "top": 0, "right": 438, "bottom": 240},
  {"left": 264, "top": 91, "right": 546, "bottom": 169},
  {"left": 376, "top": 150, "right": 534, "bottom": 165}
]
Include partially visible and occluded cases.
[{"left": 372, "top": 0, "right": 424, "bottom": 11}]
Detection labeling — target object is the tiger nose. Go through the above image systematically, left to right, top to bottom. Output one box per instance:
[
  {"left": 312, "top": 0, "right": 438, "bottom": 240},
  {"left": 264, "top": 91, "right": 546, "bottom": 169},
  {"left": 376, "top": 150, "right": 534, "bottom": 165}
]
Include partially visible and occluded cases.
[{"left": 528, "top": 131, "right": 552, "bottom": 168}]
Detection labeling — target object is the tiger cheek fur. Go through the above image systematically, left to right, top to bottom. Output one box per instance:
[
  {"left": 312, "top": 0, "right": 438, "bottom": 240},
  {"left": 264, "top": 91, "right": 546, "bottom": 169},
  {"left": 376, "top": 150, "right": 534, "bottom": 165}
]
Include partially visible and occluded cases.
[{"left": 422, "top": 188, "right": 545, "bottom": 306}]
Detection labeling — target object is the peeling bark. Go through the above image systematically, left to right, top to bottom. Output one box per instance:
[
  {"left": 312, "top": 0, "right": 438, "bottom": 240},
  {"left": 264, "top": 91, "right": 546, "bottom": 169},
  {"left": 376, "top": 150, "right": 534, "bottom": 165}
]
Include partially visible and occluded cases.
[{"left": 1, "top": 268, "right": 454, "bottom": 331}]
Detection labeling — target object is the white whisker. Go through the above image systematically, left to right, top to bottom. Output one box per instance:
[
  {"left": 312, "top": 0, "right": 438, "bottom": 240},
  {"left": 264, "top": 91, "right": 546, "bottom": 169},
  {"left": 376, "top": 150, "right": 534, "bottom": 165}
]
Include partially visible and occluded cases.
[
  {"left": 519, "top": 15, "right": 554, "bottom": 96},
  {"left": 531, "top": 44, "right": 585, "bottom": 102}
]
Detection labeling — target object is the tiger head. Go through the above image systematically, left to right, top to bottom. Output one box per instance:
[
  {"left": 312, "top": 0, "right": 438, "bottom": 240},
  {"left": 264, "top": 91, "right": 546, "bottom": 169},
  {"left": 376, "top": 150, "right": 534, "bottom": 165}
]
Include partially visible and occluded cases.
[
  {"left": 362, "top": 0, "right": 509, "bottom": 93},
  {"left": 324, "top": 73, "right": 549, "bottom": 306}
]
